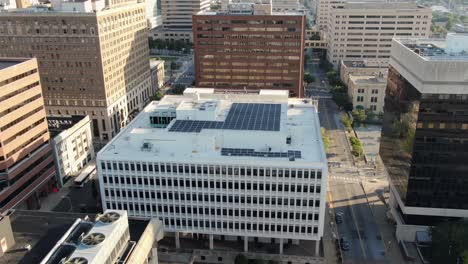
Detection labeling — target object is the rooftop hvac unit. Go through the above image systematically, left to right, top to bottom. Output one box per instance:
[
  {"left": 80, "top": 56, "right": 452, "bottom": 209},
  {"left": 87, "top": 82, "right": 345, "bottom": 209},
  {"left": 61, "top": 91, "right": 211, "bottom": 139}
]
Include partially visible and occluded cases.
[
  {"left": 97, "top": 211, "right": 121, "bottom": 224},
  {"left": 81, "top": 233, "right": 106, "bottom": 246},
  {"left": 64, "top": 257, "right": 88, "bottom": 264}
]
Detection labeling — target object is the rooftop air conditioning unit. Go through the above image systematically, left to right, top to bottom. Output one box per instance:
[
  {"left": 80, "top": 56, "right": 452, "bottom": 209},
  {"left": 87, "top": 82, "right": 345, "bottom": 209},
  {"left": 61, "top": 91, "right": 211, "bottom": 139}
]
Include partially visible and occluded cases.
[
  {"left": 97, "top": 211, "right": 121, "bottom": 224},
  {"left": 82, "top": 233, "right": 105, "bottom": 246},
  {"left": 64, "top": 257, "right": 88, "bottom": 264}
]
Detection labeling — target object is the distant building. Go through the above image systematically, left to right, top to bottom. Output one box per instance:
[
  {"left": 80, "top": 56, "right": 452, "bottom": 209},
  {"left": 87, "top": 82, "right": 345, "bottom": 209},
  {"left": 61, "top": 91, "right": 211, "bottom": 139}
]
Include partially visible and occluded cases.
[
  {"left": 0, "top": 0, "right": 152, "bottom": 143},
  {"left": 147, "top": 0, "right": 162, "bottom": 29},
  {"left": 193, "top": 0, "right": 306, "bottom": 97},
  {"left": 324, "top": 2, "right": 432, "bottom": 67},
  {"left": 380, "top": 35, "right": 468, "bottom": 242},
  {"left": 0, "top": 58, "right": 56, "bottom": 212},
  {"left": 150, "top": 60, "right": 165, "bottom": 94},
  {"left": 347, "top": 74, "right": 386, "bottom": 113},
  {"left": 98, "top": 88, "right": 328, "bottom": 255},
  {"left": 47, "top": 115, "right": 95, "bottom": 187},
  {"left": 0, "top": 210, "right": 163, "bottom": 264}
]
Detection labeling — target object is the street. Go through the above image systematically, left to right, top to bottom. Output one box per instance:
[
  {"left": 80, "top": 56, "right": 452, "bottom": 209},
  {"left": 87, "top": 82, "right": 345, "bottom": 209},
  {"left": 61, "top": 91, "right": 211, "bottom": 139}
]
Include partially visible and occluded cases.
[{"left": 308, "top": 60, "right": 388, "bottom": 264}]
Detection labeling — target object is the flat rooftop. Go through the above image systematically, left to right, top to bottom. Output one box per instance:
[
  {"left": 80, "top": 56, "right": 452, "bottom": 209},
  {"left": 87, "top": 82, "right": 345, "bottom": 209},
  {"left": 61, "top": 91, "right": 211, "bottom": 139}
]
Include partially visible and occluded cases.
[
  {"left": 340, "top": 2, "right": 428, "bottom": 10},
  {"left": 197, "top": 10, "right": 303, "bottom": 16},
  {"left": 398, "top": 36, "right": 468, "bottom": 61},
  {"left": 0, "top": 60, "right": 23, "bottom": 70},
  {"left": 342, "top": 61, "right": 388, "bottom": 68},
  {"left": 349, "top": 75, "right": 386, "bottom": 85},
  {"left": 99, "top": 89, "right": 326, "bottom": 167},
  {"left": 47, "top": 115, "right": 87, "bottom": 136},
  {"left": 0, "top": 210, "right": 149, "bottom": 264}
]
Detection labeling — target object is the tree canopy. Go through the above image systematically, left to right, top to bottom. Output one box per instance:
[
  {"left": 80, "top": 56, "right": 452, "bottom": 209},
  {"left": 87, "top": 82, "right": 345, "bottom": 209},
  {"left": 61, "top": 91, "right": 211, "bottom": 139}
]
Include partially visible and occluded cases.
[{"left": 430, "top": 222, "right": 468, "bottom": 264}]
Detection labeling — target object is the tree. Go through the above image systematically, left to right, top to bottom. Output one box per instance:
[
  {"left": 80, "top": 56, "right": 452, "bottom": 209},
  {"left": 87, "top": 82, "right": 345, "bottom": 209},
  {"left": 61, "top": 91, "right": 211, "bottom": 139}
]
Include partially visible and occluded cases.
[
  {"left": 170, "top": 61, "right": 178, "bottom": 70},
  {"left": 304, "top": 72, "right": 315, "bottom": 85},
  {"left": 172, "top": 84, "right": 186, "bottom": 94},
  {"left": 152, "top": 90, "right": 164, "bottom": 101},
  {"left": 352, "top": 109, "right": 367, "bottom": 124},
  {"left": 341, "top": 115, "right": 353, "bottom": 132},
  {"left": 321, "top": 127, "right": 331, "bottom": 151},
  {"left": 349, "top": 136, "right": 364, "bottom": 157},
  {"left": 431, "top": 222, "right": 468, "bottom": 264},
  {"left": 234, "top": 254, "right": 248, "bottom": 264}
]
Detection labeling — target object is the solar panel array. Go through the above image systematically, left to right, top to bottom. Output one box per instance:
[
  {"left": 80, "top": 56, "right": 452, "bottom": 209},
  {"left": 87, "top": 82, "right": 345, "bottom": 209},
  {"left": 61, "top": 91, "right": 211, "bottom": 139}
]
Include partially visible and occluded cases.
[
  {"left": 168, "top": 103, "right": 281, "bottom": 133},
  {"left": 221, "top": 148, "right": 302, "bottom": 159}
]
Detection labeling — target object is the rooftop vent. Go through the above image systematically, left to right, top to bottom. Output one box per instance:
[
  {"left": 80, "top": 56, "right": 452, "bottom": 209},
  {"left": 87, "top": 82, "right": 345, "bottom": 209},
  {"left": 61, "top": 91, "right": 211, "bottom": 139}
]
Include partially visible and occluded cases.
[
  {"left": 286, "top": 136, "right": 291, "bottom": 144},
  {"left": 141, "top": 142, "right": 152, "bottom": 152},
  {"left": 289, "top": 156, "right": 295, "bottom": 161},
  {"left": 97, "top": 211, "right": 121, "bottom": 224},
  {"left": 82, "top": 233, "right": 105, "bottom": 246},
  {"left": 64, "top": 257, "right": 88, "bottom": 264}
]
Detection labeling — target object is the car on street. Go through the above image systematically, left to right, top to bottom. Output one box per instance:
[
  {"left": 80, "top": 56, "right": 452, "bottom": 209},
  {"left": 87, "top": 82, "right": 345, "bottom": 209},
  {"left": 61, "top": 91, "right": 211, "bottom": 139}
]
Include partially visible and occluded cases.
[
  {"left": 335, "top": 211, "right": 344, "bottom": 224},
  {"left": 340, "top": 237, "right": 351, "bottom": 251}
]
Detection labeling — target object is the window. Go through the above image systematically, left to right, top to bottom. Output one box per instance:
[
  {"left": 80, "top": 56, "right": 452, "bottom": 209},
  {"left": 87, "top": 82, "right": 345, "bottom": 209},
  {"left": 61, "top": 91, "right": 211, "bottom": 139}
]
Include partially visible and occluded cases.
[
  {"left": 357, "top": 96, "right": 364, "bottom": 102},
  {"left": 371, "top": 97, "right": 378, "bottom": 103}
]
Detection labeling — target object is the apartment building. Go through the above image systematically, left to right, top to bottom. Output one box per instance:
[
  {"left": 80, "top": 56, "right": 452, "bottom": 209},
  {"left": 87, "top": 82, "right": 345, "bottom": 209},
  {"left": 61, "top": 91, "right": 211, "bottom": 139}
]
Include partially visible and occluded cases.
[
  {"left": 0, "top": 0, "right": 152, "bottom": 142},
  {"left": 193, "top": 0, "right": 306, "bottom": 97},
  {"left": 325, "top": 2, "right": 432, "bottom": 67},
  {"left": 379, "top": 34, "right": 468, "bottom": 241},
  {"left": 0, "top": 58, "right": 56, "bottom": 212},
  {"left": 98, "top": 88, "right": 328, "bottom": 255},
  {"left": 47, "top": 115, "right": 95, "bottom": 187}
]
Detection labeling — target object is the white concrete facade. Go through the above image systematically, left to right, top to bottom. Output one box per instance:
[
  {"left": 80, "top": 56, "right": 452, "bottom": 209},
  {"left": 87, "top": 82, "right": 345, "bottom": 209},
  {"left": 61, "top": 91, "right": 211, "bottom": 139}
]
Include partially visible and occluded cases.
[
  {"left": 347, "top": 74, "right": 386, "bottom": 113},
  {"left": 98, "top": 89, "right": 328, "bottom": 249},
  {"left": 49, "top": 115, "right": 95, "bottom": 186}
]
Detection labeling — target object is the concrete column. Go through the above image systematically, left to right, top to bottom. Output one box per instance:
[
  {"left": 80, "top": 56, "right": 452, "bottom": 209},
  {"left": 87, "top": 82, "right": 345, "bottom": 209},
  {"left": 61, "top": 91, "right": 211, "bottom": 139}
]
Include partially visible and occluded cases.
[
  {"left": 175, "top": 232, "right": 180, "bottom": 249},
  {"left": 209, "top": 234, "right": 214, "bottom": 249},
  {"left": 244, "top": 236, "right": 248, "bottom": 252},
  {"left": 279, "top": 238, "right": 283, "bottom": 255},
  {"left": 315, "top": 240, "right": 320, "bottom": 256}
]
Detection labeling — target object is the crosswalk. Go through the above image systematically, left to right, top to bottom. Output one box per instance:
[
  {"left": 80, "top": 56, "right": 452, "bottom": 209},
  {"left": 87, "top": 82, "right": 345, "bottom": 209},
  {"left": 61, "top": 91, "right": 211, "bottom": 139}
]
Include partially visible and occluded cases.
[{"left": 328, "top": 175, "right": 361, "bottom": 182}]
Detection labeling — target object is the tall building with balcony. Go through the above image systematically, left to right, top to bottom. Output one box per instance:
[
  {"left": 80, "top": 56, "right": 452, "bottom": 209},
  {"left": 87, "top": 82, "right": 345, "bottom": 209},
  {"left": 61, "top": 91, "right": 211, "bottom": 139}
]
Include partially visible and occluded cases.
[
  {"left": 0, "top": 0, "right": 152, "bottom": 142},
  {"left": 193, "top": 0, "right": 306, "bottom": 97},
  {"left": 324, "top": 2, "right": 432, "bottom": 67},
  {"left": 380, "top": 34, "right": 468, "bottom": 241},
  {"left": 0, "top": 58, "right": 56, "bottom": 212},
  {"left": 98, "top": 88, "right": 328, "bottom": 255}
]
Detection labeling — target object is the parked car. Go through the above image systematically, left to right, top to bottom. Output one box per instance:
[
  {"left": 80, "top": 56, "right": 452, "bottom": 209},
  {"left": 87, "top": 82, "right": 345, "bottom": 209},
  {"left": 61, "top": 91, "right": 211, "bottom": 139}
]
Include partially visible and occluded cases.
[
  {"left": 335, "top": 211, "right": 344, "bottom": 224},
  {"left": 340, "top": 237, "right": 351, "bottom": 251}
]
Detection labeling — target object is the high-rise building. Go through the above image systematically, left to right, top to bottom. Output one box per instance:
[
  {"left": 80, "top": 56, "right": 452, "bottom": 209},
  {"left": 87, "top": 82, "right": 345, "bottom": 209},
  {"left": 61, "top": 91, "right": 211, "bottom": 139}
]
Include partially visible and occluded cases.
[
  {"left": 0, "top": 0, "right": 152, "bottom": 142},
  {"left": 147, "top": 0, "right": 162, "bottom": 29},
  {"left": 154, "top": 0, "right": 210, "bottom": 42},
  {"left": 193, "top": 0, "right": 306, "bottom": 97},
  {"left": 325, "top": 2, "right": 432, "bottom": 67},
  {"left": 380, "top": 35, "right": 468, "bottom": 241},
  {"left": 0, "top": 58, "right": 56, "bottom": 212},
  {"left": 98, "top": 88, "right": 328, "bottom": 255}
]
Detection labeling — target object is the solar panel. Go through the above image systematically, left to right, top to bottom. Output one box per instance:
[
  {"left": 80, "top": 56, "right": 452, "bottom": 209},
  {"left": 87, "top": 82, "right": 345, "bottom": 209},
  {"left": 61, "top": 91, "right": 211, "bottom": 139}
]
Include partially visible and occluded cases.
[
  {"left": 168, "top": 103, "right": 281, "bottom": 132},
  {"left": 220, "top": 148, "right": 301, "bottom": 159}
]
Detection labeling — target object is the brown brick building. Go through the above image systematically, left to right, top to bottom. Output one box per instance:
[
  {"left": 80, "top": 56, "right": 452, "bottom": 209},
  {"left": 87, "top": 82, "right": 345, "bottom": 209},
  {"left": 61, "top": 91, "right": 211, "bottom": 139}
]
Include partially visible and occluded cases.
[
  {"left": 193, "top": 5, "right": 306, "bottom": 97},
  {"left": 0, "top": 58, "right": 56, "bottom": 212}
]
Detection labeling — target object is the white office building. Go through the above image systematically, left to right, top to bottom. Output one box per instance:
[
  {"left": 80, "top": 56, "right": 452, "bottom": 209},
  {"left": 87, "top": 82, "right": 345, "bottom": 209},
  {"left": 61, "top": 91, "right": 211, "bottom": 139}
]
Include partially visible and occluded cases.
[{"left": 98, "top": 88, "right": 328, "bottom": 254}]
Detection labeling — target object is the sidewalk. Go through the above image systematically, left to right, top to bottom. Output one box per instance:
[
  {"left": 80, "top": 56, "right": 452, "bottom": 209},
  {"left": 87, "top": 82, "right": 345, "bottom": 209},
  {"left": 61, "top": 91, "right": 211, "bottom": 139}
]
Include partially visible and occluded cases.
[{"left": 39, "top": 179, "right": 74, "bottom": 211}]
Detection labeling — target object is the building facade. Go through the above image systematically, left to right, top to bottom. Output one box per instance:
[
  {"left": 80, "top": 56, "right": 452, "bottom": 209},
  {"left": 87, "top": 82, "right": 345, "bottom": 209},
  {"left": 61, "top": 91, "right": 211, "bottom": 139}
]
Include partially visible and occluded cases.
[
  {"left": 0, "top": 0, "right": 152, "bottom": 142},
  {"left": 193, "top": 2, "right": 306, "bottom": 97},
  {"left": 325, "top": 2, "right": 431, "bottom": 67},
  {"left": 379, "top": 36, "right": 468, "bottom": 240},
  {"left": 0, "top": 58, "right": 56, "bottom": 212},
  {"left": 150, "top": 60, "right": 165, "bottom": 95},
  {"left": 339, "top": 60, "right": 387, "bottom": 86},
  {"left": 347, "top": 74, "right": 386, "bottom": 113},
  {"left": 98, "top": 88, "right": 328, "bottom": 254},
  {"left": 47, "top": 115, "right": 95, "bottom": 187}
]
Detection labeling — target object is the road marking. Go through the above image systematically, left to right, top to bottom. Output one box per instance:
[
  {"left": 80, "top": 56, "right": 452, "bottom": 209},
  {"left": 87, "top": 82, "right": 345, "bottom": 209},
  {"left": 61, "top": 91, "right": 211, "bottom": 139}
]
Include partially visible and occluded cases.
[{"left": 343, "top": 182, "right": 368, "bottom": 259}]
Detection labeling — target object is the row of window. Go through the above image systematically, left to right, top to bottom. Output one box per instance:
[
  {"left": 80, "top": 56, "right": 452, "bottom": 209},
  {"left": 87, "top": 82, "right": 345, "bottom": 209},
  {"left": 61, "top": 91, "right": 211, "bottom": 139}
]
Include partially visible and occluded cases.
[{"left": 100, "top": 162, "right": 322, "bottom": 179}]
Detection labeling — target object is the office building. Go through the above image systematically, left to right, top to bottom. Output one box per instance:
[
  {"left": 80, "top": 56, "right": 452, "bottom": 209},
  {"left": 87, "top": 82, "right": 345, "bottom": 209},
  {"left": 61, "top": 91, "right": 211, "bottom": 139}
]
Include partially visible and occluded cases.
[
  {"left": 0, "top": 0, "right": 152, "bottom": 142},
  {"left": 147, "top": 0, "right": 162, "bottom": 29},
  {"left": 155, "top": 0, "right": 210, "bottom": 42},
  {"left": 193, "top": 0, "right": 306, "bottom": 97},
  {"left": 271, "top": 0, "right": 300, "bottom": 11},
  {"left": 325, "top": 2, "right": 432, "bottom": 67},
  {"left": 380, "top": 35, "right": 468, "bottom": 241},
  {"left": 0, "top": 58, "right": 56, "bottom": 212},
  {"left": 339, "top": 60, "right": 387, "bottom": 86},
  {"left": 347, "top": 74, "right": 386, "bottom": 113},
  {"left": 98, "top": 88, "right": 328, "bottom": 254},
  {"left": 47, "top": 115, "right": 95, "bottom": 187},
  {"left": 0, "top": 210, "right": 163, "bottom": 264}
]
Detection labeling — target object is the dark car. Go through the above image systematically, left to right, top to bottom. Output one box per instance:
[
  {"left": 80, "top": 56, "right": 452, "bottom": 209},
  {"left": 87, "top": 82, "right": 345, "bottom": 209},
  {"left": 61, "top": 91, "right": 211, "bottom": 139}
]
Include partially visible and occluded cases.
[
  {"left": 335, "top": 212, "right": 344, "bottom": 224},
  {"left": 340, "top": 237, "right": 351, "bottom": 251}
]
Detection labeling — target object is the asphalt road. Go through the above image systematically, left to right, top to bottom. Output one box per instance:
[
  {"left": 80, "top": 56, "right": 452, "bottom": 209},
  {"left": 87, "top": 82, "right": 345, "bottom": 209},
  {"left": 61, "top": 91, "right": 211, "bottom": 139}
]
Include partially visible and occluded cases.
[{"left": 312, "top": 60, "right": 388, "bottom": 263}]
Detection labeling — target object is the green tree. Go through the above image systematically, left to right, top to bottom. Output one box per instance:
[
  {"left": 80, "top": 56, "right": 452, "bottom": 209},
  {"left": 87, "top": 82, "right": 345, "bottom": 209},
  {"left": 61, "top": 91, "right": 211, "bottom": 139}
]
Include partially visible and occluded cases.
[
  {"left": 170, "top": 61, "right": 178, "bottom": 70},
  {"left": 304, "top": 72, "right": 315, "bottom": 85},
  {"left": 172, "top": 84, "right": 186, "bottom": 94},
  {"left": 152, "top": 90, "right": 164, "bottom": 101},
  {"left": 352, "top": 109, "right": 367, "bottom": 124},
  {"left": 341, "top": 115, "right": 353, "bottom": 132},
  {"left": 321, "top": 127, "right": 331, "bottom": 151},
  {"left": 349, "top": 136, "right": 364, "bottom": 157},
  {"left": 431, "top": 222, "right": 468, "bottom": 264},
  {"left": 234, "top": 254, "right": 248, "bottom": 264}
]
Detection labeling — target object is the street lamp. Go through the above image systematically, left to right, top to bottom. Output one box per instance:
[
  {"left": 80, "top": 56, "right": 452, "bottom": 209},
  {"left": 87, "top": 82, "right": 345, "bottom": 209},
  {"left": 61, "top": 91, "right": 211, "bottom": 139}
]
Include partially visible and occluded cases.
[{"left": 62, "top": 195, "right": 73, "bottom": 212}]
